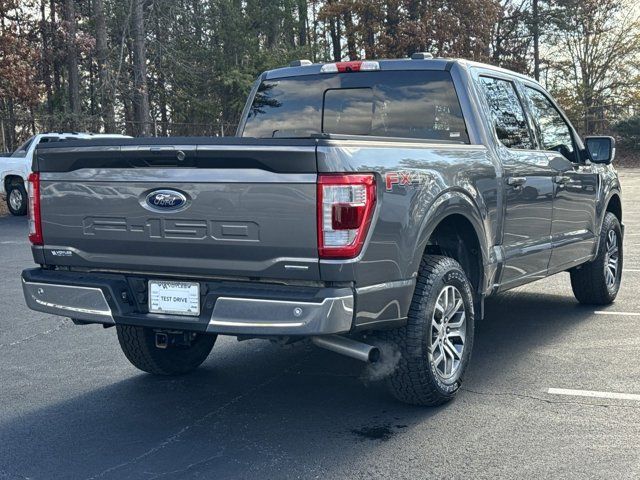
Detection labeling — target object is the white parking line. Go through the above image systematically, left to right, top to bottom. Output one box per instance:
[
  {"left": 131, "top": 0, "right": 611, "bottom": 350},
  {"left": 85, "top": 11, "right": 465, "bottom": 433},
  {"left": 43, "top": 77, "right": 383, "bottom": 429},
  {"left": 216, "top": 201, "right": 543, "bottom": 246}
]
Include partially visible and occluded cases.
[
  {"left": 623, "top": 269, "right": 640, "bottom": 272},
  {"left": 594, "top": 311, "right": 640, "bottom": 316},
  {"left": 548, "top": 388, "right": 640, "bottom": 401}
]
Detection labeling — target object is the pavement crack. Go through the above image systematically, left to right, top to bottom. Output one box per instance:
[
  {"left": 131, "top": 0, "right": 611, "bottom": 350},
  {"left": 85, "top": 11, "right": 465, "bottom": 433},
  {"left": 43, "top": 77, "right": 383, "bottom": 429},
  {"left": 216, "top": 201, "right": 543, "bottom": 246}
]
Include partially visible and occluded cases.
[
  {"left": 0, "top": 319, "right": 73, "bottom": 348},
  {"left": 84, "top": 357, "right": 310, "bottom": 480},
  {"left": 461, "top": 387, "right": 640, "bottom": 409},
  {"left": 143, "top": 453, "right": 225, "bottom": 479}
]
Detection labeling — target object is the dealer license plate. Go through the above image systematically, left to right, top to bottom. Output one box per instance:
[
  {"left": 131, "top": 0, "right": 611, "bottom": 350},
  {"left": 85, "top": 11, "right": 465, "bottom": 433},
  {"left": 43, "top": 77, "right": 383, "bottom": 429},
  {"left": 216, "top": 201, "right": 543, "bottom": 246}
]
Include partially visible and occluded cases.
[{"left": 148, "top": 281, "right": 200, "bottom": 316}]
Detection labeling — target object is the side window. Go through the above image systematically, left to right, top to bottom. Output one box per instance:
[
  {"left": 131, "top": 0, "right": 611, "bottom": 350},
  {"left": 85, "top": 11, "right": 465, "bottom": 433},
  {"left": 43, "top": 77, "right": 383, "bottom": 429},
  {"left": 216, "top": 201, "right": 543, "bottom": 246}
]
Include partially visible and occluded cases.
[
  {"left": 478, "top": 76, "right": 534, "bottom": 150},
  {"left": 524, "top": 87, "right": 576, "bottom": 162},
  {"left": 10, "top": 136, "right": 35, "bottom": 158}
]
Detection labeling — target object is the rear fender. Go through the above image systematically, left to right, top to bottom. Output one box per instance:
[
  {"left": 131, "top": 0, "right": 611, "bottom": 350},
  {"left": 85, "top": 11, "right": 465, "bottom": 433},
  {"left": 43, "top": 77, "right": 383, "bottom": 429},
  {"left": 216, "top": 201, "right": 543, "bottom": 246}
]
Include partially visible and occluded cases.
[{"left": 412, "top": 189, "right": 491, "bottom": 293}]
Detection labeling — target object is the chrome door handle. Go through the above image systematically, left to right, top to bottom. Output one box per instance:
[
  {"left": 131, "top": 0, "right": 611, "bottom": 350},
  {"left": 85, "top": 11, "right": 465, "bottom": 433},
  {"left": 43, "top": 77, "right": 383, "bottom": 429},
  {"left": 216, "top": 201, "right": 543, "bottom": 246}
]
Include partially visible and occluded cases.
[
  {"left": 554, "top": 175, "right": 571, "bottom": 185},
  {"left": 507, "top": 177, "right": 527, "bottom": 187}
]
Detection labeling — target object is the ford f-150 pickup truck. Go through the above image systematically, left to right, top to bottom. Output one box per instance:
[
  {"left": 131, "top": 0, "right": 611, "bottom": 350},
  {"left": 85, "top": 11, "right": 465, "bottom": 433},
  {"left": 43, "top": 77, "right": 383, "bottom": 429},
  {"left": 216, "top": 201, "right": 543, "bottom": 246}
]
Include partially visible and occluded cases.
[{"left": 21, "top": 57, "right": 623, "bottom": 406}]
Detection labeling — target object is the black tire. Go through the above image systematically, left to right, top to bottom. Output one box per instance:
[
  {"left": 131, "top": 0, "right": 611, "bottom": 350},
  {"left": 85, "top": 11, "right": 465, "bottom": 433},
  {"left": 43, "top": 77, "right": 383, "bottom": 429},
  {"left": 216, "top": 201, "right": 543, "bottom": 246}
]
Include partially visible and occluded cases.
[
  {"left": 6, "top": 182, "right": 27, "bottom": 216},
  {"left": 570, "top": 212, "right": 623, "bottom": 305},
  {"left": 384, "top": 255, "right": 475, "bottom": 406},
  {"left": 116, "top": 325, "right": 216, "bottom": 375}
]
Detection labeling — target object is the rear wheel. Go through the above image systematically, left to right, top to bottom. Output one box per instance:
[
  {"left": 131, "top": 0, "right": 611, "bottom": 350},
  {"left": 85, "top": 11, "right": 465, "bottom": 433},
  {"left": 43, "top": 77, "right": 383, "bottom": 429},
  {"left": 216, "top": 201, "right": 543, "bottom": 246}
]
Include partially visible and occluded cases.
[
  {"left": 7, "top": 182, "right": 27, "bottom": 216},
  {"left": 570, "top": 212, "right": 623, "bottom": 305},
  {"left": 385, "top": 255, "right": 475, "bottom": 406},
  {"left": 116, "top": 325, "right": 216, "bottom": 375}
]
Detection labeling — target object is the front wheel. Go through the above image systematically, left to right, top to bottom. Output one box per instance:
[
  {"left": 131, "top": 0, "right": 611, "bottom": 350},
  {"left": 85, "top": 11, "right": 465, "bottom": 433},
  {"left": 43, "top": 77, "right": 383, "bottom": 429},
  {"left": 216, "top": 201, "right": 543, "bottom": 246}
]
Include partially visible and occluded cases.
[
  {"left": 570, "top": 212, "right": 623, "bottom": 305},
  {"left": 385, "top": 255, "right": 475, "bottom": 406},
  {"left": 116, "top": 325, "right": 216, "bottom": 375}
]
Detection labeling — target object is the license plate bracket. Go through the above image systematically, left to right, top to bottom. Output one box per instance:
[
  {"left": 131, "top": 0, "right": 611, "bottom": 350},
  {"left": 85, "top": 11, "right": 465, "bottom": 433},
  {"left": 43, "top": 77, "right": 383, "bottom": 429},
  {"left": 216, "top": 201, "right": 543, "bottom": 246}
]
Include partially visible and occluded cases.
[{"left": 148, "top": 280, "right": 200, "bottom": 316}]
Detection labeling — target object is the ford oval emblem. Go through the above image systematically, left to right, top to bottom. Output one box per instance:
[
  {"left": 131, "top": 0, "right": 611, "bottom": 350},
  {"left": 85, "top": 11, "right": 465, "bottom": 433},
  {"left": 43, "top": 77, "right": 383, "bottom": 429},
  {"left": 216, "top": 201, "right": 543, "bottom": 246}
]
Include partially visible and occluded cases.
[{"left": 145, "top": 189, "right": 188, "bottom": 211}]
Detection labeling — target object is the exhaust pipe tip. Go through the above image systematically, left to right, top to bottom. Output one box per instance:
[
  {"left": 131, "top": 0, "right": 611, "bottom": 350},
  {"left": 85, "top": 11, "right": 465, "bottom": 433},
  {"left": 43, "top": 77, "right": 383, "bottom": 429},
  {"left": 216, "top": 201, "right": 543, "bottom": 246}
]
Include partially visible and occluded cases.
[
  {"left": 312, "top": 335, "right": 380, "bottom": 363},
  {"left": 368, "top": 346, "right": 381, "bottom": 363}
]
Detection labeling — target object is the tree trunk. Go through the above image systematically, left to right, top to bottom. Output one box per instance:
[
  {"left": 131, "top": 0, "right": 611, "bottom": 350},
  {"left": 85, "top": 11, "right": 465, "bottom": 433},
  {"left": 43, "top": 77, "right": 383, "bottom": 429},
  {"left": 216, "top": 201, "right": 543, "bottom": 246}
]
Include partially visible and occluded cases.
[
  {"left": 40, "top": 0, "right": 54, "bottom": 124},
  {"left": 51, "top": 0, "right": 63, "bottom": 108},
  {"left": 64, "top": 0, "right": 80, "bottom": 128},
  {"left": 94, "top": 0, "right": 116, "bottom": 132},
  {"left": 131, "top": 0, "right": 151, "bottom": 136},
  {"left": 297, "top": 0, "right": 307, "bottom": 47},
  {"left": 532, "top": 0, "right": 540, "bottom": 81},
  {"left": 153, "top": 9, "right": 168, "bottom": 136},
  {"left": 343, "top": 12, "right": 357, "bottom": 59},
  {"left": 329, "top": 16, "right": 341, "bottom": 61}
]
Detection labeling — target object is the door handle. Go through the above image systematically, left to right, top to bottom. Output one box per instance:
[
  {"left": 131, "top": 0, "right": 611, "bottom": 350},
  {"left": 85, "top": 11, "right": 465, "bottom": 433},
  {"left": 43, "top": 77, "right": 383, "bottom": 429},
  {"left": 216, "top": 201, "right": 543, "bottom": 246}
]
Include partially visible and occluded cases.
[
  {"left": 554, "top": 175, "right": 571, "bottom": 185},
  {"left": 507, "top": 177, "right": 527, "bottom": 187}
]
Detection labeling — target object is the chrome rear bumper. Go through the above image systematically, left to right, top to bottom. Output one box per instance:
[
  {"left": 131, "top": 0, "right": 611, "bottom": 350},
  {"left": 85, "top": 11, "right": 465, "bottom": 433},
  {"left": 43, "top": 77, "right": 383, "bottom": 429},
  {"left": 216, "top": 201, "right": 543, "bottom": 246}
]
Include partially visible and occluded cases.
[
  {"left": 21, "top": 269, "right": 354, "bottom": 335},
  {"left": 22, "top": 279, "right": 115, "bottom": 324}
]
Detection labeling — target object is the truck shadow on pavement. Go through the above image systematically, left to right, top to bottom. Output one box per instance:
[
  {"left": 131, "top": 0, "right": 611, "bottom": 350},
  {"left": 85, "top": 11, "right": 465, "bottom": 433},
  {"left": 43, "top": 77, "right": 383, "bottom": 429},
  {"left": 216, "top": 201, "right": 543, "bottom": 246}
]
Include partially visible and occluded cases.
[{"left": 0, "top": 289, "right": 598, "bottom": 479}]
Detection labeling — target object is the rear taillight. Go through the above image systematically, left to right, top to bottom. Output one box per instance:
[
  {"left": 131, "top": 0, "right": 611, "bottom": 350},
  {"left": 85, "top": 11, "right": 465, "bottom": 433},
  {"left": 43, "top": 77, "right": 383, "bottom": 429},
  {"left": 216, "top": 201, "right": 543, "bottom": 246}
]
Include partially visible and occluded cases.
[
  {"left": 28, "top": 172, "right": 43, "bottom": 245},
  {"left": 318, "top": 174, "right": 376, "bottom": 259}
]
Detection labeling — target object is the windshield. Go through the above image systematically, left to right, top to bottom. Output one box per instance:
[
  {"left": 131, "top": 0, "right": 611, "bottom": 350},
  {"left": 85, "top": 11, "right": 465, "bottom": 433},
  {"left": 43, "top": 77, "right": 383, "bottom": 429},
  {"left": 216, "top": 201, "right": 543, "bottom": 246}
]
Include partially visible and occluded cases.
[
  {"left": 242, "top": 70, "right": 469, "bottom": 142},
  {"left": 11, "top": 136, "right": 35, "bottom": 157}
]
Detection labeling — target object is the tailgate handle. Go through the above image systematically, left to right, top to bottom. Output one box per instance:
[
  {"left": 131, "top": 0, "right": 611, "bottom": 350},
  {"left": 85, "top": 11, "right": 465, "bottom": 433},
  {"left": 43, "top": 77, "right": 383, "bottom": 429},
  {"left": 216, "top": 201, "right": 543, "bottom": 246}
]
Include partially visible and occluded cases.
[{"left": 149, "top": 146, "right": 175, "bottom": 153}]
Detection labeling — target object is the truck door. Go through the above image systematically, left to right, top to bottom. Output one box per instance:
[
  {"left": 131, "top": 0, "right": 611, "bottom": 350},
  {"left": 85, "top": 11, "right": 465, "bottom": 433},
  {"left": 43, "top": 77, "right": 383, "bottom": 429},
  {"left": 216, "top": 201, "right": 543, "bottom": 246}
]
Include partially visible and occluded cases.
[
  {"left": 477, "top": 75, "right": 555, "bottom": 288},
  {"left": 522, "top": 86, "right": 599, "bottom": 270}
]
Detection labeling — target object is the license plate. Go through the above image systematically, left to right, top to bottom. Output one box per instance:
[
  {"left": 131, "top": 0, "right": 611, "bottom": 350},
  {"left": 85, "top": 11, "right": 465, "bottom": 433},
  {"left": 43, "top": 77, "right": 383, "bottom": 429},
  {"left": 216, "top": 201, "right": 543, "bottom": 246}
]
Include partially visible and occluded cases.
[{"left": 149, "top": 281, "right": 200, "bottom": 316}]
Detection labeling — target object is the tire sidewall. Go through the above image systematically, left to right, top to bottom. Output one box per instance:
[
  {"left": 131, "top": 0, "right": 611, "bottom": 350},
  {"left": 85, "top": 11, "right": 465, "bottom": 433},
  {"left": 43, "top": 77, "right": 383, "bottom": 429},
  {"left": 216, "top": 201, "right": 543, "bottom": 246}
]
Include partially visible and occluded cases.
[{"left": 414, "top": 260, "right": 475, "bottom": 395}]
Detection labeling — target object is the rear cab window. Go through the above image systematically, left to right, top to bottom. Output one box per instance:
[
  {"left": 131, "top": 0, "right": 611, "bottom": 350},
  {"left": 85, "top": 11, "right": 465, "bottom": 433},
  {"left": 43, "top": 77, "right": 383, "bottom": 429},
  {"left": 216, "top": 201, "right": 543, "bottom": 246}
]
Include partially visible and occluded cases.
[{"left": 242, "top": 70, "right": 469, "bottom": 143}]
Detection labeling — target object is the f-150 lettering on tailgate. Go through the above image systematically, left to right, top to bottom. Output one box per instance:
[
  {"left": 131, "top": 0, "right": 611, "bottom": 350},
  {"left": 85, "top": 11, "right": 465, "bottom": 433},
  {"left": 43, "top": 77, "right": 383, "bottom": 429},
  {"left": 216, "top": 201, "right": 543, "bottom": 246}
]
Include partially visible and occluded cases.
[{"left": 82, "top": 217, "right": 260, "bottom": 242}]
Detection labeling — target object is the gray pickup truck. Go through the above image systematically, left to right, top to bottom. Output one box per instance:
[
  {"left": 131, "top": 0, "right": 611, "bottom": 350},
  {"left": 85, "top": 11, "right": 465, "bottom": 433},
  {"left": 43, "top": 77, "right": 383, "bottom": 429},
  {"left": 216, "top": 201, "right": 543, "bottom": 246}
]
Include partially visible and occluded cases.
[{"left": 21, "top": 57, "right": 623, "bottom": 406}]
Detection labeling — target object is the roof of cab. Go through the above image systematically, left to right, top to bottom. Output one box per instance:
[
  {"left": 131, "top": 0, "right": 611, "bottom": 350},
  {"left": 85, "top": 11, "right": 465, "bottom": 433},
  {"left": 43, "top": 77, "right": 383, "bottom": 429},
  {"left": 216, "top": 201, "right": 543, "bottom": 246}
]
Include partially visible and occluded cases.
[{"left": 264, "top": 57, "right": 539, "bottom": 86}]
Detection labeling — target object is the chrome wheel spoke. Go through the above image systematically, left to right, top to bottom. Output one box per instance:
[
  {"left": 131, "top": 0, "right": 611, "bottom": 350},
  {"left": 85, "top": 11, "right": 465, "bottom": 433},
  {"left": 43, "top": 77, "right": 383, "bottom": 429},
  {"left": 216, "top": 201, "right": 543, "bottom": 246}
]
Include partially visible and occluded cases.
[
  {"left": 603, "top": 228, "right": 620, "bottom": 289},
  {"left": 428, "top": 284, "right": 466, "bottom": 381},
  {"left": 448, "top": 310, "right": 465, "bottom": 329},
  {"left": 447, "top": 325, "right": 465, "bottom": 342},
  {"left": 444, "top": 339, "right": 462, "bottom": 360}
]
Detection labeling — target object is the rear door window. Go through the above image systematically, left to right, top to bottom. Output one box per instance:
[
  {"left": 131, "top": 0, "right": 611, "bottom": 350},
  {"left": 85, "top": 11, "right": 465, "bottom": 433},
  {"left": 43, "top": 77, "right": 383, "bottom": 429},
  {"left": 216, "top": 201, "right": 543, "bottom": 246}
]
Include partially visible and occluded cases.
[
  {"left": 243, "top": 70, "right": 469, "bottom": 142},
  {"left": 478, "top": 76, "right": 534, "bottom": 150}
]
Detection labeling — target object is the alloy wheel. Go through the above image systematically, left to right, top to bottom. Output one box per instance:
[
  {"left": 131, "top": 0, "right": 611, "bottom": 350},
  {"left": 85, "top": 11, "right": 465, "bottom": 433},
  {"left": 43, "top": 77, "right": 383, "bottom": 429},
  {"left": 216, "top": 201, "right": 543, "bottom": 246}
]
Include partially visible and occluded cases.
[
  {"left": 9, "top": 188, "right": 23, "bottom": 211},
  {"left": 604, "top": 229, "right": 619, "bottom": 289},
  {"left": 428, "top": 285, "right": 466, "bottom": 380}
]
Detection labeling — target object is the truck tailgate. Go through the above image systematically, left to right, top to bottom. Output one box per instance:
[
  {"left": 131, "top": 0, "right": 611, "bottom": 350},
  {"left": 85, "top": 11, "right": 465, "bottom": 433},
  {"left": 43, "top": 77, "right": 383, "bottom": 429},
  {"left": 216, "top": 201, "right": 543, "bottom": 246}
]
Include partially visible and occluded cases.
[{"left": 35, "top": 140, "right": 320, "bottom": 281}]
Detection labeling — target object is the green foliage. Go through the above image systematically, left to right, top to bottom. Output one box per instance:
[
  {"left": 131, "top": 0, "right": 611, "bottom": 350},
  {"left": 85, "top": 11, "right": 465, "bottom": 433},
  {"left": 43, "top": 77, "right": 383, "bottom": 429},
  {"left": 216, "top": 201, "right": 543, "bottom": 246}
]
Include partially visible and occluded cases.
[
  {"left": 0, "top": 0, "right": 638, "bottom": 148},
  {"left": 613, "top": 116, "right": 640, "bottom": 149}
]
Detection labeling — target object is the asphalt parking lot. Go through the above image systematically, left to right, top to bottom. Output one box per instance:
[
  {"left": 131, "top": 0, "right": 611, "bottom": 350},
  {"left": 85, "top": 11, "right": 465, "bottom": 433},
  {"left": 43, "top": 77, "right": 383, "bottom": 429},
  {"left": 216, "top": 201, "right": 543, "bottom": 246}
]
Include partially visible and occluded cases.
[{"left": 1, "top": 170, "right": 640, "bottom": 480}]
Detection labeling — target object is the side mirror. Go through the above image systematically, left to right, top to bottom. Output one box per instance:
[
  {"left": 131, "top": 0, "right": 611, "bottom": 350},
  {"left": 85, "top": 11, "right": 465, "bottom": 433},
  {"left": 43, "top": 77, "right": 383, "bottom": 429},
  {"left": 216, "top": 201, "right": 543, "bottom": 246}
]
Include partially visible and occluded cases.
[{"left": 585, "top": 136, "right": 616, "bottom": 164}]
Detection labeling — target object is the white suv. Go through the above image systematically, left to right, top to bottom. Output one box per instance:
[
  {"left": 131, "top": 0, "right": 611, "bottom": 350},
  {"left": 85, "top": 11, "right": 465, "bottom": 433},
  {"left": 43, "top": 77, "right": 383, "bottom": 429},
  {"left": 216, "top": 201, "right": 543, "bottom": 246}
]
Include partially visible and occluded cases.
[{"left": 0, "top": 133, "right": 130, "bottom": 215}]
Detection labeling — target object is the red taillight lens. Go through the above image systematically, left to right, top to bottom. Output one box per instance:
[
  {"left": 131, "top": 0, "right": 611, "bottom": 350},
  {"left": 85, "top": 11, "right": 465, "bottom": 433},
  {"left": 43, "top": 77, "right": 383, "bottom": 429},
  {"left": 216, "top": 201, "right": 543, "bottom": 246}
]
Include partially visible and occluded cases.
[
  {"left": 28, "top": 172, "right": 43, "bottom": 245},
  {"left": 318, "top": 174, "right": 376, "bottom": 259}
]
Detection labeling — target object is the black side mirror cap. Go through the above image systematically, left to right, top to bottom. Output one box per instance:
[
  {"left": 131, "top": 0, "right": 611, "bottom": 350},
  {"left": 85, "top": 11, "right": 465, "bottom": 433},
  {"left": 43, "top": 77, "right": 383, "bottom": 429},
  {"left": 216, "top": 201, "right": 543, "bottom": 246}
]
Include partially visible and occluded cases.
[{"left": 585, "top": 136, "right": 616, "bottom": 164}]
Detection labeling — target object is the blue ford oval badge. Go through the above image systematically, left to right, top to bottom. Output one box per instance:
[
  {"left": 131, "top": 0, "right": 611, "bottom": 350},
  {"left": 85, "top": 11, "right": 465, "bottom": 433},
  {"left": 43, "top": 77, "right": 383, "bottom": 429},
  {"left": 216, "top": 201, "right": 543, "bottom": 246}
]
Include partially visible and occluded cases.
[{"left": 145, "top": 189, "right": 188, "bottom": 211}]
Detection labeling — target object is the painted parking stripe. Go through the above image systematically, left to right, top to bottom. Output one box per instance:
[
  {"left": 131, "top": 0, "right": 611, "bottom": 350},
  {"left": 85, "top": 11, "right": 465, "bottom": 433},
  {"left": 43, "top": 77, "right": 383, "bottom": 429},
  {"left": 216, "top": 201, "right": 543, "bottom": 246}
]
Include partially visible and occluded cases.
[
  {"left": 623, "top": 268, "right": 640, "bottom": 272},
  {"left": 594, "top": 311, "right": 640, "bottom": 316},
  {"left": 548, "top": 388, "right": 640, "bottom": 401}
]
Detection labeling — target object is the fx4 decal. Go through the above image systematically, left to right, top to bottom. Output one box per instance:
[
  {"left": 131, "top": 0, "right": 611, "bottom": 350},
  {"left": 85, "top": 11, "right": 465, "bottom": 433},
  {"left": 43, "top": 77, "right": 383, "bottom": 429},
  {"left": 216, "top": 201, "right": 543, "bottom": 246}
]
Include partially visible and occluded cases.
[{"left": 385, "top": 171, "right": 431, "bottom": 191}]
